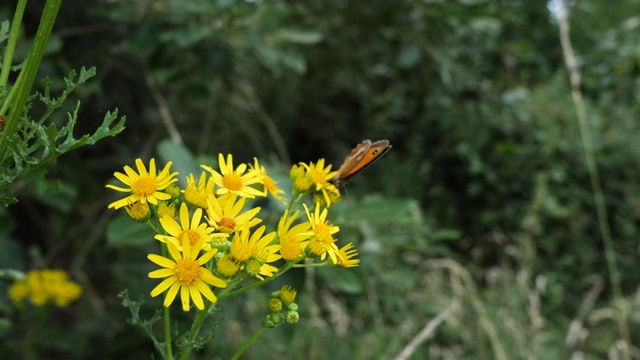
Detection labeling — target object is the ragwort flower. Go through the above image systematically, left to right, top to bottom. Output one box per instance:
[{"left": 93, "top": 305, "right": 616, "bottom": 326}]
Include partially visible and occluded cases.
[
  {"left": 202, "top": 154, "right": 265, "bottom": 198},
  {"left": 106, "top": 158, "right": 178, "bottom": 209},
  {"left": 250, "top": 158, "right": 286, "bottom": 204},
  {"left": 206, "top": 194, "right": 261, "bottom": 234},
  {"left": 155, "top": 203, "right": 227, "bottom": 250},
  {"left": 302, "top": 204, "right": 340, "bottom": 263},
  {"left": 148, "top": 235, "right": 227, "bottom": 311}
]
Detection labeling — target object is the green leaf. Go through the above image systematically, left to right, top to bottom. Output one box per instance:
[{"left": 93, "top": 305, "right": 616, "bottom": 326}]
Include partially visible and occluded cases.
[
  {"left": 0, "top": 20, "right": 9, "bottom": 42},
  {"left": 273, "top": 29, "right": 323, "bottom": 44},
  {"left": 157, "top": 139, "right": 198, "bottom": 188},
  {"left": 333, "top": 196, "right": 421, "bottom": 224},
  {"left": 106, "top": 213, "right": 155, "bottom": 247},
  {"left": 317, "top": 266, "right": 364, "bottom": 295}
]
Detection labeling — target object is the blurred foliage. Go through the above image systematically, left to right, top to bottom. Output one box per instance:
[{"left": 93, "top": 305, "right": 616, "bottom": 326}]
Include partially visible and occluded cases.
[{"left": 2, "top": 0, "right": 640, "bottom": 359}]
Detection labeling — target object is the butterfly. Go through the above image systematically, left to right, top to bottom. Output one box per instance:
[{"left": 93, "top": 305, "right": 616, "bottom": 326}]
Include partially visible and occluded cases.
[{"left": 330, "top": 139, "right": 392, "bottom": 188}]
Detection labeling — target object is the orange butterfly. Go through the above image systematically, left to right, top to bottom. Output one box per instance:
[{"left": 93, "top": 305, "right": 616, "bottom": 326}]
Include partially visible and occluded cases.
[{"left": 330, "top": 139, "right": 392, "bottom": 188}]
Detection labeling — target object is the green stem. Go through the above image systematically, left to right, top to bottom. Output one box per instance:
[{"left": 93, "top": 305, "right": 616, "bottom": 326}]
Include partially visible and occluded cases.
[
  {"left": 0, "top": 0, "right": 61, "bottom": 156},
  {"left": 0, "top": 0, "right": 26, "bottom": 90},
  {"left": 556, "top": 8, "right": 630, "bottom": 357},
  {"left": 220, "top": 262, "right": 295, "bottom": 300},
  {"left": 178, "top": 301, "right": 213, "bottom": 360},
  {"left": 164, "top": 306, "right": 173, "bottom": 360},
  {"left": 230, "top": 326, "right": 266, "bottom": 360}
]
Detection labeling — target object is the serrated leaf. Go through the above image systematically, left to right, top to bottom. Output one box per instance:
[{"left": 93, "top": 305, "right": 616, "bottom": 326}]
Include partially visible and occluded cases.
[
  {"left": 91, "top": 109, "right": 126, "bottom": 142},
  {"left": 106, "top": 214, "right": 155, "bottom": 247}
]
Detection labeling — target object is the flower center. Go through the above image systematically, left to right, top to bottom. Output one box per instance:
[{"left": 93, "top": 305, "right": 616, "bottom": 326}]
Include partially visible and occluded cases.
[
  {"left": 311, "top": 170, "right": 327, "bottom": 185},
  {"left": 222, "top": 173, "right": 243, "bottom": 191},
  {"left": 132, "top": 176, "right": 158, "bottom": 197},
  {"left": 217, "top": 218, "right": 236, "bottom": 231},
  {"left": 314, "top": 223, "right": 333, "bottom": 244},
  {"left": 180, "top": 229, "right": 200, "bottom": 246},
  {"left": 280, "top": 236, "right": 303, "bottom": 261},
  {"left": 308, "top": 237, "right": 330, "bottom": 256},
  {"left": 231, "top": 239, "right": 252, "bottom": 262},
  {"left": 217, "top": 257, "right": 239, "bottom": 277},
  {"left": 174, "top": 259, "right": 200, "bottom": 285}
]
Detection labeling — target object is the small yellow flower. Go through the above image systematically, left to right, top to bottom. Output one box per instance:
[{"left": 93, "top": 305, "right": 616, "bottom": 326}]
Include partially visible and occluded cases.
[
  {"left": 202, "top": 154, "right": 265, "bottom": 198},
  {"left": 106, "top": 158, "right": 178, "bottom": 209},
  {"left": 251, "top": 158, "right": 286, "bottom": 204},
  {"left": 301, "top": 159, "right": 336, "bottom": 191},
  {"left": 290, "top": 164, "right": 312, "bottom": 192},
  {"left": 184, "top": 172, "right": 216, "bottom": 208},
  {"left": 313, "top": 183, "right": 342, "bottom": 207},
  {"left": 206, "top": 194, "right": 262, "bottom": 234},
  {"left": 125, "top": 202, "right": 150, "bottom": 222},
  {"left": 157, "top": 202, "right": 176, "bottom": 218},
  {"left": 155, "top": 203, "right": 227, "bottom": 250},
  {"left": 302, "top": 204, "right": 340, "bottom": 263},
  {"left": 277, "top": 210, "right": 311, "bottom": 262},
  {"left": 230, "top": 226, "right": 281, "bottom": 279},
  {"left": 148, "top": 235, "right": 227, "bottom": 311},
  {"left": 334, "top": 243, "right": 360, "bottom": 268},
  {"left": 216, "top": 256, "right": 240, "bottom": 278},
  {"left": 9, "top": 269, "right": 82, "bottom": 308},
  {"left": 279, "top": 285, "right": 297, "bottom": 305},
  {"left": 268, "top": 298, "right": 283, "bottom": 312}
]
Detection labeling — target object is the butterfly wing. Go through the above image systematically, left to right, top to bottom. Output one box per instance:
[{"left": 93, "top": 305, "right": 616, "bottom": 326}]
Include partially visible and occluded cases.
[{"left": 331, "top": 140, "right": 391, "bottom": 187}]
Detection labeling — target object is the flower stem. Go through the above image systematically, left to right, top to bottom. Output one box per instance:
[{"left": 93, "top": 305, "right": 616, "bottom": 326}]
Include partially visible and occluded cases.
[
  {"left": 0, "top": 0, "right": 61, "bottom": 154},
  {"left": 0, "top": 0, "right": 26, "bottom": 89},
  {"left": 220, "top": 262, "right": 294, "bottom": 300},
  {"left": 178, "top": 301, "right": 213, "bottom": 360},
  {"left": 164, "top": 306, "right": 173, "bottom": 360},
  {"left": 230, "top": 326, "right": 266, "bottom": 360}
]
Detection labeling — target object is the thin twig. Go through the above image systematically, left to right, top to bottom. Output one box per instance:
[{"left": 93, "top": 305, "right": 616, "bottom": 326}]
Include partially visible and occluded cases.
[
  {"left": 552, "top": 1, "right": 631, "bottom": 357},
  {"left": 145, "top": 69, "right": 183, "bottom": 144},
  {"left": 426, "top": 259, "right": 508, "bottom": 360},
  {"left": 393, "top": 302, "right": 455, "bottom": 360}
]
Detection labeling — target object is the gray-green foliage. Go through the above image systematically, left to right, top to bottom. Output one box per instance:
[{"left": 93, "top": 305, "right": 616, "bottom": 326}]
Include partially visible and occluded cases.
[
  {"left": 0, "top": 4, "right": 126, "bottom": 206},
  {"left": 0, "top": 67, "right": 125, "bottom": 206}
]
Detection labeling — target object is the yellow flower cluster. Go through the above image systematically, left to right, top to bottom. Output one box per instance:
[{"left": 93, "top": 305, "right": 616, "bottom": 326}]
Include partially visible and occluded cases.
[
  {"left": 107, "top": 154, "right": 359, "bottom": 312},
  {"left": 9, "top": 269, "right": 82, "bottom": 308}
]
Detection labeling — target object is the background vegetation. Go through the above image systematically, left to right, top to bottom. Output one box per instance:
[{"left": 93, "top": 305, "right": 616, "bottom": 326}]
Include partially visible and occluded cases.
[{"left": 2, "top": 0, "right": 640, "bottom": 358}]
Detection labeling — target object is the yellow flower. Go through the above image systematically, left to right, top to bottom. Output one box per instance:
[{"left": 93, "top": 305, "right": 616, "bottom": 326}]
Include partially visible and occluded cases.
[
  {"left": 202, "top": 154, "right": 265, "bottom": 198},
  {"left": 106, "top": 158, "right": 178, "bottom": 209},
  {"left": 251, "top": 158, "right": 287, "bottom": 204},
  {"left": 301, "top": 159, "right": 336, "bottom": 191},
  {"left": 290, "top": 163, "right": 312, "bottom": 192},
  {"left": 184, "top": 172, "right": 216, "bottom": 208},
  {"left": 313, "top": 183, "right": 341, "bottom": 207},
  {"left": 206, "top": 194, "right": 262, "bottom": 234},
  {"left": 125, "top": 201, "right": 150, "bottom": 222},
  {"left": 157, "top": 202, "right": 176, "bottom": 218},
  {"left": 155, "top": 203, "right": 227, "bottom": 251},
  {"left": 302, "top": 204, "right": 340, "bottom": 263},
  {"left": 277, "top": 210, "right": 311, "bottom": 262},
  {"left": 230, "top": 226, "right": 281, "bottom": 279},
  {"left": 148, "top": 235, "right": 227, "bottom": 311},
  {"left": 334, "top": 243, "right": 360, "bottom": 268},
  {"left": 216, "top": 256, "right": 240, "bottom": 278},
  {"left": 9, "top": 269, "right": 82, "bottom": 308},
  {"left": 279, "top": 285, "right": 297, "bottom": 305}
]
